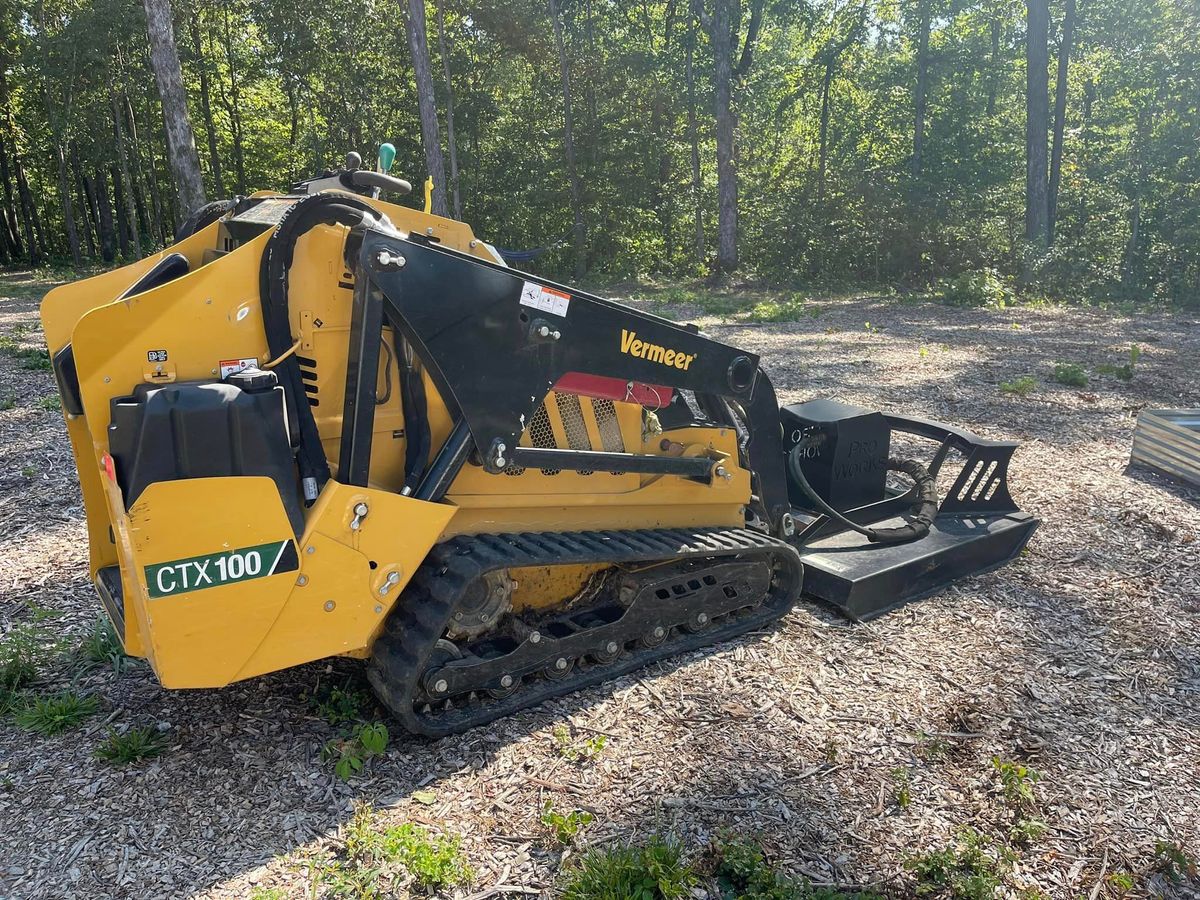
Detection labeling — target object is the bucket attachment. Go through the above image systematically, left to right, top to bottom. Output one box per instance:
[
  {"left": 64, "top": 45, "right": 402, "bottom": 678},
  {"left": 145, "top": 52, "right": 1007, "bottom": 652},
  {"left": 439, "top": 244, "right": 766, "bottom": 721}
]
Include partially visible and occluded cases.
[{"left": 784, "top": 400, "right": 1039, "bottom": 621}]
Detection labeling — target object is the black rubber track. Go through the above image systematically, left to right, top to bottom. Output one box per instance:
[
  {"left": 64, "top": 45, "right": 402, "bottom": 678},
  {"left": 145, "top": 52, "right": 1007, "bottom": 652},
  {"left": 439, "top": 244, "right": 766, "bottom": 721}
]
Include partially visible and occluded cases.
[{"left": 367, "top": 527, "right": 803, "bottom": 737}]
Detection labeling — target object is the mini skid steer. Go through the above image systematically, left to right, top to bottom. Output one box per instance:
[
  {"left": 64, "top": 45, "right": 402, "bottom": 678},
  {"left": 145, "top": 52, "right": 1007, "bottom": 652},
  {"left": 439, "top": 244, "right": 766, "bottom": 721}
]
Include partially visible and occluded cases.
[{"left": 41, "top": 150, "right": 1038, "bottom": 736}]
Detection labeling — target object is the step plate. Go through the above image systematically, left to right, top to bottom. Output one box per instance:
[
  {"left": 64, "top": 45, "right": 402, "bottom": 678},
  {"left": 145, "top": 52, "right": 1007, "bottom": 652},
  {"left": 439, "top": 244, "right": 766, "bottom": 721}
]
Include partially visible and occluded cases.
[{"left": 798, "top": 511, "right": 1038, "bottom": 621}]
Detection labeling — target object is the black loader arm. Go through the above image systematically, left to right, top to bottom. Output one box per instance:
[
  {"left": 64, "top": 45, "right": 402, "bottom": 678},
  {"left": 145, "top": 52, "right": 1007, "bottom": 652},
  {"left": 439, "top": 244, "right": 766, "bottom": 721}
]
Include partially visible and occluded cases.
[{"left": 342, "top": 227, "right": 790, "bottom": 526}]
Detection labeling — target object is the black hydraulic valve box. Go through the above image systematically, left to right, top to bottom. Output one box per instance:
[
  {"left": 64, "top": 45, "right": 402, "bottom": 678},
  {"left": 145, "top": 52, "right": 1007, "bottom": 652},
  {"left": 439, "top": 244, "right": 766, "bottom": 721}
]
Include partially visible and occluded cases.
[{"left": 781, "top": 398, "right": 890, "bottom": 512}]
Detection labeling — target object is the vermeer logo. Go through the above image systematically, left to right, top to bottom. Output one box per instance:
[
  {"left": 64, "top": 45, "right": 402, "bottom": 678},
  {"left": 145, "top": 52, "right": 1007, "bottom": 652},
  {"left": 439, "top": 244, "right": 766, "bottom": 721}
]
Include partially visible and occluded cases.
[{"left": 619, "top": 329, "right": 697, "bottom": 370}]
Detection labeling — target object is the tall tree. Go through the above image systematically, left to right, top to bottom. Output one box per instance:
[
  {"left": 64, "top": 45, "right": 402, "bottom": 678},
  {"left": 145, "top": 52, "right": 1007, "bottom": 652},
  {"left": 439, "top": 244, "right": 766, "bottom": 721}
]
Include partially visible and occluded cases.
[
  {"left": 142, "top": 0, "right": 206, "bottom": 215},
  {"left": 404, "top": 0, "right": 447, "bottom": 217},
  {"left": 434, "top": 0, "right": 462, "bottom": 219},
  {"left": 549, "top": 0, "right": 586, "bottom": 279},
  {"left": 695, "top": 0, "right": 765, "bottom": 276},
  {"left": 912, "top": 0, "right": 932, "bottom": 179},
  {"left": 1025, "top": 0, "right": 1050, "bottom": 248},
  {"left": 1047, "top": 0, "right": 1076, "bottom": 245}
]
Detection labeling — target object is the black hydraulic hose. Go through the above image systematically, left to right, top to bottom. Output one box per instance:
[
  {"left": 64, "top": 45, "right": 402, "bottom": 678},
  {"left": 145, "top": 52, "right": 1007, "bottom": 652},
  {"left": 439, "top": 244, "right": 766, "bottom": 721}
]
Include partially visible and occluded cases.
[
  {"left": 259, "top": 193, "right": 386, "bottom": 500},
  {"left": 787, "top": 446, "right": 939, "bottom": 545}
]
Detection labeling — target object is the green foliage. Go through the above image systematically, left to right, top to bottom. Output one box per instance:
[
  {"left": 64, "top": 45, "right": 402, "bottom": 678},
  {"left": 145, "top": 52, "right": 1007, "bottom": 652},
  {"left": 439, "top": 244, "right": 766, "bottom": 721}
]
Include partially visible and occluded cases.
[
  {"left": 934, "top": 269, "right": 1014, "bottom": 309},
  {"left": 746, "top": 295, "right": 820, "bottom": 323},
  {"left": 0, "top": 337, "right": 52, "bottom": 371},
  {"left": 1096, "top": 346, "right": 1142, "bottom": 381},
  {"left": 1051, "top": 363, "right": 1089, "bottom": 388},
  {"left": 1000, "top": 376, "right": 1037, "bottom": 397},
  {"left": 38, "top": 395, "right": 61, "bottom": 411},
  {"left": 0, "top": 396, "right": 14, "bottom": 411},
  {"left": 78, "top": 615, "right": 128, "bottom": 674},
  {"left": 1, "top": 624, "right": 48, "bottom": 702},
  {"left": 310, "top": 683, "right": 373, "bottom": 726},
  {"left": 14, "top": 691, "right": 100, "bottom": 735},
  {"left": 321, "top": 721, "right": 389, "bottom": 779},
  {"left": 552, "top": 724, "right": 609, "bottom": 761},
  {"left": 95, "top": 726, "right": 170, "bottom": 763},
  {"left": 992, "top": 758, "right": 1040, "bottom": 812},
  {"left": 891, "top": 768, "right": 912, "bottom": 809},
  {"left": 541, "top": 799, "right": 595, "bottom": 845},
  {"left": 336, "top": 803, "right": 472, "bottom": 893},
  {"left": 1007, "top": 818, "right": 1047, "bottom": 845},
  {"left": 905, "top": 828, "right": 1014, "bottom": 899},
  {"left": 715, "top": 836, "right": 882, "bottom": 899},
  {"left": 560, "top": 837, "right": 696, "bottom": 900},
  {"left": 1153, "top": 840, "right": 1197, "bottom": 883},
  {"left": 1106, "top": 871, "right": 1135, "bottom": 893},
  {"left": 247, "top": 888, "right": 286, "bottom": 900}
]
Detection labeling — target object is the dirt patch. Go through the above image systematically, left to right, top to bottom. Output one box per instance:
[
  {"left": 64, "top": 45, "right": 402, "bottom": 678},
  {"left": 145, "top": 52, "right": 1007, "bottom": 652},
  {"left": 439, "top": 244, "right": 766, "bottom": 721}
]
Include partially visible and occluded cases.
[{"left": 2, "top": 272, "right": 1198, "bottom": 899}]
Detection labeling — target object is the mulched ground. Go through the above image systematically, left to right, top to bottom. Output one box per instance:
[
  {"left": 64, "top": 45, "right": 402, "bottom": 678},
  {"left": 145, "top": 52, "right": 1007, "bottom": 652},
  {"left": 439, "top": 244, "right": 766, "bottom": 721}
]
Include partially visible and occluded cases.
[{"left": 1, "top": 270, "right": 1198, "bottom": 899}]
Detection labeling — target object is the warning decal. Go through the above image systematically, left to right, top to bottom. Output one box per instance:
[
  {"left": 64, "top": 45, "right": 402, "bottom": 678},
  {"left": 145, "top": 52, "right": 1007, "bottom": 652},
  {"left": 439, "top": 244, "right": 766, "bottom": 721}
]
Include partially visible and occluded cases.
[
  {"left": 518, "top": 281, "right": 571, "bottom": 318},
  {"left": 219, "top": 357, "right": 259, "bottom": 378}
]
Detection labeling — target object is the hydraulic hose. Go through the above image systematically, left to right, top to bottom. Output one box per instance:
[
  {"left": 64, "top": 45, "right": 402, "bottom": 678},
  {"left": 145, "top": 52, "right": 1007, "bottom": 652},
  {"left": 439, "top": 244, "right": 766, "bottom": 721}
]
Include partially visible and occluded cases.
[{"left": 787, "top": 445, "right": 938, "bottom": 545}]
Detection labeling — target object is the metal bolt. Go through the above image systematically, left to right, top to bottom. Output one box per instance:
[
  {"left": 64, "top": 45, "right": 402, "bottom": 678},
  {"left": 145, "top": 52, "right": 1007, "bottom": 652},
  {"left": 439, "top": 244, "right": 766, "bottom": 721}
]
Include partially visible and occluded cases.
[
  {"left": 426, "top": 227, "right": 434, "bottom": 235},
  {"left": 469, "top": 240, "right": 478, "bottom": 249},
  {"left": 374, "top": 248, "right": 406, "bottom": 270},
  {"left": 537, "top": 325, "right": 550, "bottom": 337},
  {"left": 552, "top": 330, "right": 561, "bottom": 340},
  {"left": 104, "top": 376, "right": 111, "bottom": 384},
  {"left": 497, "top": 443, "right": 507, "bottom": 453},
  {"left": 495, "top": 456, "right": 506, "bottom": 467},
  {"left": 715, "top": 465, "right": 732, "bottom": 481},
  {"left": 354, "top": 502, "right": 368, "bottom": 516},
  {"left": 781, "top": 513, "right": 796, "bottom": 537},
  {"left": 306, "top": 546, "right": 316, "bottom": 555},
  {"left": 387, "top": 571, "right": 401, "bottom": 584},
  {"left": 297, "top": 575, "right": 308, "bottom": 586},
  {"left": 378, "top": 586, "right": 389, "bottom": 596},
  {"left": 323, "top": 600, "right": 335, "bottom": 612},
  {"left": 374, "top": 605, "right": 383, "bottom": 614},
  {"left": 454, "top": 612, "right": 465, "bottom": 621},
  {"left": 696, "top": 613, "right": 709, "bottom": 626},
  {"left": 653, "top": 626, "right": 665, "bottom": 639},
  {"left": 529, "top": 631, "right": 542, "bottom": 644},
  {"left": 606, "top": 641, "right": 619, "bottom": 655},
  {"left": 555, "top": 657, "right": 568, "bottom": 671},
  {"left": 500, "top": 674, "right": 513, "bottom": 688},
  {"left": 433, "top": 678, "right": 448, "bottom": 694}
]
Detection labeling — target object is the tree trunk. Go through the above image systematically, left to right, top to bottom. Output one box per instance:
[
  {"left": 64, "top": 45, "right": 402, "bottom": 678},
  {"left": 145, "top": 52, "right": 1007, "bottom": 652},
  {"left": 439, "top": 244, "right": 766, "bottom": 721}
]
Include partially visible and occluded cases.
[
  {"left": 143, "top": 0, "right": 206, "bottom": 216},
  {"left": 405, "top": 0, "right": 448, "bottom": 217},
  {"left": 435, "top": 0, "right": 462, "bottom": 219},
  {"left": 549, "top": 0, "right": 587, "bottom": 279},
  {"left": 709, "top": 0, "right": 738, "bottom": 273},
  {"left": 912, "top": 0, "right": 931, "bottom": 179},
  {"left": 1025, "top": 0, "right": 1050, "bottom": 249},
  {"left": 1047, "top": 0, "right": 1075, "bottom": 245},
  {"left": 219, "top": 6, "right": 247, "bottom": 194},
  {"left": 686, "top": 8, "right": 704, "bottom": 266},
  {"left": 189, "top": 15, "right": 224, "bottom": 197},
  {"left": 986, "top": 15, "right": 1000, "bottom": 117},
  {"left": 817, "top": 63, "right": 834, "bottom": 202},
  {"left": 111, "top": 94, "right": 142, "bottom": 258},
  {"left": 120, "top": 96, "right": 152, "bottom": 238},
  {"left": 0, "top": 139, "right": 24, "bottom": 260},
  {"left": 55, "top": 143, "right": 83, "bottom": 266},
  {"left": 71, "top": 147, "right": 97, "bottom": 258},
  {"left": 111, "top": 164, "right": 131, "bottom": 258},
  {"left": 94, "top": 167, "right": 117, "bottom": 262}
]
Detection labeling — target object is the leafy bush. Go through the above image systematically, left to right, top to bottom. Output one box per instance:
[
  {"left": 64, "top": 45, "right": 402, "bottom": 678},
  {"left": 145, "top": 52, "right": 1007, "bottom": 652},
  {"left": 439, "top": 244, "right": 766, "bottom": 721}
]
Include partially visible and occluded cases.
[
  {"left": 934, "top": 269, "right": 1013, "bottom": 309},
  {"left": 1096, "top": 345, "right": 1141, "bottom": 381},
  {"left": 1051, "top": 363, "right": 1088, "bottom": 387},
  {"left": 1000, "top": 376, "right": 1037, "bottom": 397},
  {"left": 1, "top": 624, "right": 45, "bottom": 696},
  {"left": 15, "top": 691, "right": 99, "bottom": 735},
  {"left": 322, "top": 721, "right": 388, "bottom": 779},
  {"left": 96, "top": 726, "right": 170, "bottom": 763},
  {"left": 992, "top": 757, "right": 1039, "bottom": 812},
  {"left": 541, "top": 799, "right": 595, "bottom": 845},
  {"left": 341, "top": 804, "right": 473, "bottom": 891},
  {"left": 905, "top": 828, "right": 1014, "bottom": 898},
  {"left": 716, "top": 836, "right": 882, "bottom": 899},
  {"left": 560, "top": 837, "right": 695, "bottom": 900},
  {"left": 1153, "top": 840, "right": 1197, "bottom": 883}
]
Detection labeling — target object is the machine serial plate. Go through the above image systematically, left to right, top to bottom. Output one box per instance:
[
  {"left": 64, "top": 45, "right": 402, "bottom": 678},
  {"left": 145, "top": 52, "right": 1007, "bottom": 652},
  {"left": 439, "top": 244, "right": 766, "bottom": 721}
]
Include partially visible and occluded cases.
[{"left": 145, "top": 540, "right": 297, "bottom": 598}]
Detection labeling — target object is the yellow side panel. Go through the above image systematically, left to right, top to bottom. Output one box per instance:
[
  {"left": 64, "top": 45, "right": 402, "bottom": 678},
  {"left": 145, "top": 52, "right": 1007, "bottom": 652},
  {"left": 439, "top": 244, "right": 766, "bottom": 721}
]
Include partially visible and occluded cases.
[
  {"left": 124, "top": 477, "right": 300, "bottom": 687},
  {"left": 234, "top": 483, "right": 455, "bottom": 680}
]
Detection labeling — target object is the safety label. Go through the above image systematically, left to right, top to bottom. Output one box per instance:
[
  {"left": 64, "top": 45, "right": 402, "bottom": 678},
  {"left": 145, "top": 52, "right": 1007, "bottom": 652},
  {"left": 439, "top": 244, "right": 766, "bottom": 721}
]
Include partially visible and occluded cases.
[
  {"left": 518, "top": 281, "right": 571, "bottom": 317},
  {"left": 219, "top": 357, "right": 259, "bottom": 378},
  {"left": 144, "top": 540, "right": 296, "bottom": 599}
]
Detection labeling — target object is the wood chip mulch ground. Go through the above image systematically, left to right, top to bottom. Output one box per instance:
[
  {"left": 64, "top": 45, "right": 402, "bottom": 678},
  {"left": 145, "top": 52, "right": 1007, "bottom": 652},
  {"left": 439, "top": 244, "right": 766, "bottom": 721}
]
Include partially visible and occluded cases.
[{"left": 1, "top": 271, "right": 1197, "bottom": 899}]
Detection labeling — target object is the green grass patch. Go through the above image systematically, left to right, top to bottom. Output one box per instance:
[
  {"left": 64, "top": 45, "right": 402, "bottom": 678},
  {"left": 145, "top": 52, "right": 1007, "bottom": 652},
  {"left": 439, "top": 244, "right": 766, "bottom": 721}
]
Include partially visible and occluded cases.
[
  {"left": 745, "top": 295, "right": 821, "bottom": 322},
  {"left": 0, "top": 336, "right": 52, "bottom": 371},
  {"left": 1051, "top": 363, "right": 1088, "bottom": 387},
  {"left": 999, "top": 376, "right": 1037, "bottom": 397},
  {"left": 38, "top": 394, "right": 61, "bottom": 411},
  {"left": 0, "top": 396, "right": 13, "bottom": 411},
  {"left": 78, "top": 615, "right": 129, "bottom": 674},
  {"left": 14, "top": 690, "right": 99, "bottom": 735},
  {"left": 552, "top": 724, "right": 609, "bottom": 761},
  {"left": 95, "top": 725, "right": 169, "bottom": 763},
  {"left": 560, "top": 837, "right": 695, "bottom": 900}
]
